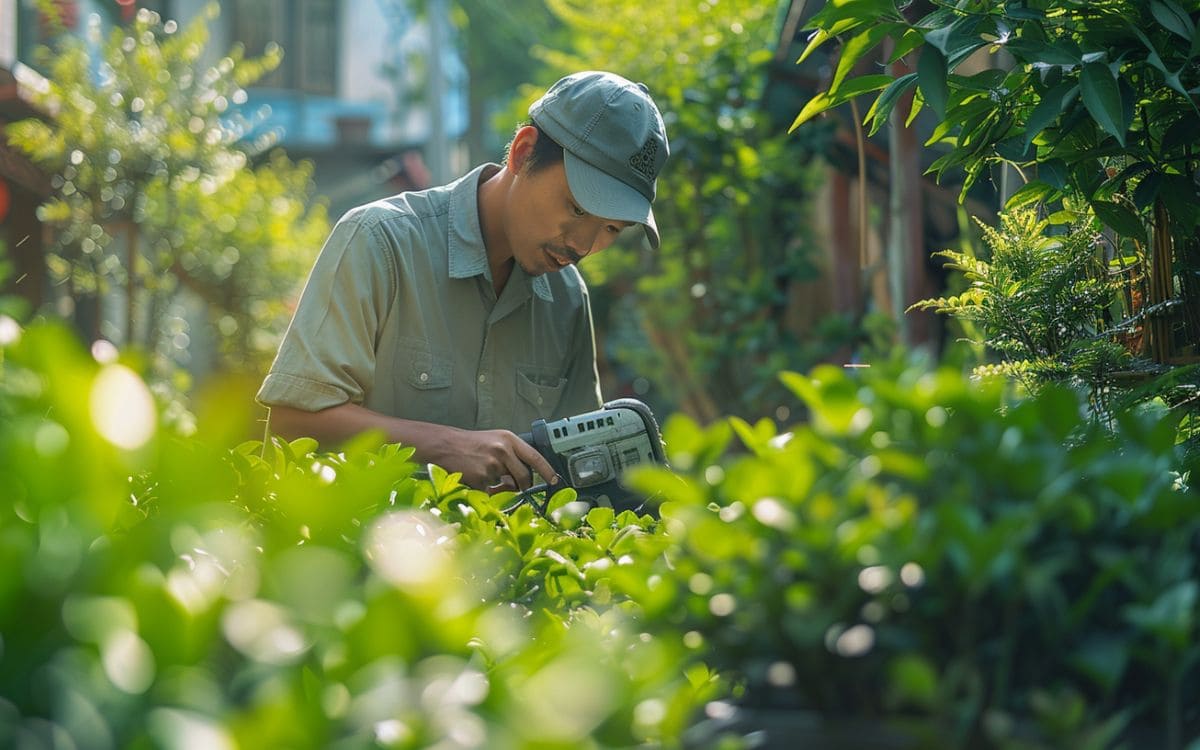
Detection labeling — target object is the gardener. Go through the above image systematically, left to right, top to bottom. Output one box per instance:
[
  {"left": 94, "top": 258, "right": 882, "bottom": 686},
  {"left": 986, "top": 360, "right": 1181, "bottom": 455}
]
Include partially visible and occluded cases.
[{"left": 257, "top": 71, "right": 670, "bottom": 492}]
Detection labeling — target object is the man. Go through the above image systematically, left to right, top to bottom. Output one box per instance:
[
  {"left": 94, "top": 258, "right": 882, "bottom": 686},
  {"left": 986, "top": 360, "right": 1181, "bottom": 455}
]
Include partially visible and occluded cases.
[{"left": 257, "top": 71, "right": 670, "bottom": 492}]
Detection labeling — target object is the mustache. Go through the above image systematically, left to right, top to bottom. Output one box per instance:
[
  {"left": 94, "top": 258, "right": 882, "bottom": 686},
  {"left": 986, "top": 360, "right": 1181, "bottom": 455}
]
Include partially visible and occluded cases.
[{"left": 544, "top": 245, "right": 584, "bottom": 264}]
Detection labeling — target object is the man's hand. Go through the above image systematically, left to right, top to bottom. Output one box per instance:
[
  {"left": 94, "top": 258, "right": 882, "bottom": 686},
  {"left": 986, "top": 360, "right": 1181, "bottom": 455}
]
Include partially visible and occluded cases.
[
  {"left": 267, "top": 403, "right": 559, "bottom": 492},
  {"left": 434, "top": 427, "right": 559, "bottom": 492}
]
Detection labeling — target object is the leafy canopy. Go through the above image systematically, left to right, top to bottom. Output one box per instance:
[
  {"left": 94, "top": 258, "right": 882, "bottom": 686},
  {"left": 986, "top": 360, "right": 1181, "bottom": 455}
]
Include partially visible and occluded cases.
[
  {"left": 792, "top": 0, "right": 1200, "bottom": 235},
  {"left": 5, "top": 5, "right": 329, "bottom": 378}
]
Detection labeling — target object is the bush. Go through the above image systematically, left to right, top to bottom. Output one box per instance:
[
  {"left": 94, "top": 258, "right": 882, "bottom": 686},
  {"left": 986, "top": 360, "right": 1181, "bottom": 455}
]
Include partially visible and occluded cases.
[
  {"left": 2, "top": 319, "right": 1196, "bottom": 748},
  {"left": 0, "top": 320, "right": 722, "bottom": 749},
  {"left": 630, "top": 362, "right": 1199, "bottom": 747}
]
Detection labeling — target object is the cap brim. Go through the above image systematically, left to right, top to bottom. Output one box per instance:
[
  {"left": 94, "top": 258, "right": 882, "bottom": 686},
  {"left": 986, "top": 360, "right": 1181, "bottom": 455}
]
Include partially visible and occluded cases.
[{"left": 563, "top": 151, "right": 660, "bottom": 249}]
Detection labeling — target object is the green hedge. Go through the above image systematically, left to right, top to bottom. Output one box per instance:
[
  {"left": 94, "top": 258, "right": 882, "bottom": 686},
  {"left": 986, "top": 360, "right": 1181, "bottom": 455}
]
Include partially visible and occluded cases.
[{"left": 2, "top": 320, "right": 1197, "bottom": 749}]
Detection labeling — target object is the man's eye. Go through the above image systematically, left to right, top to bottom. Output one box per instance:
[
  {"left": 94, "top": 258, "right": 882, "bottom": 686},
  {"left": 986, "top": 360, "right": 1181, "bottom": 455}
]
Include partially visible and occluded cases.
[{"left": 571, "top": 203, "right": 586, "bottom": 217}]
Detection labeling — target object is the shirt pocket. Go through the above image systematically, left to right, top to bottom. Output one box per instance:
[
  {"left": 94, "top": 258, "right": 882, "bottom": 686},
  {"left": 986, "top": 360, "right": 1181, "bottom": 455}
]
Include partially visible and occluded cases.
[
  {"left": 397, "top": 336, "right": 453, "bottom": 420},
  {"left": 516, "top": 365, "right": 567, "bottom": 420}
]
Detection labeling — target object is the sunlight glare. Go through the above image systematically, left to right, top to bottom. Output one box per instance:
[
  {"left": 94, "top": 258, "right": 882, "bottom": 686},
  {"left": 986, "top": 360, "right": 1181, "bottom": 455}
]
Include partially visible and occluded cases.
[{"left": 90, "top": 364, "right": 156, "bottom": 450}]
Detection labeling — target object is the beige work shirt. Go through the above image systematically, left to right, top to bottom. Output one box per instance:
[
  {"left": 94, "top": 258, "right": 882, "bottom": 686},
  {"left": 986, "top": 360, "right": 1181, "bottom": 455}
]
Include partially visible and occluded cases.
[{"left": 257, "top": 163, "right": 603, "bottom": 432}]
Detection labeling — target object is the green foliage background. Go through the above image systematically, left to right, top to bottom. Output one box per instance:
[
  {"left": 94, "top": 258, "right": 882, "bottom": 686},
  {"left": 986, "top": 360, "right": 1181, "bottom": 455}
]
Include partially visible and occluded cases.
[
  {"left": 500, "top": 0, "right": 834, "bottom": 424},
  {"left": 794, "top": 0, "right": 1200, "bottom": 440},
  {"left": 4, "top": 6, "right": 329, "bottom": 389}
]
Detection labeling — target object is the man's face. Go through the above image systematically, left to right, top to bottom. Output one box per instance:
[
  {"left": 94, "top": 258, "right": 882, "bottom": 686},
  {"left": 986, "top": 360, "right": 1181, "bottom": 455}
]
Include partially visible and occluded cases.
[{"left": 506, "top": 160, "right": 633, "bottom": 276}]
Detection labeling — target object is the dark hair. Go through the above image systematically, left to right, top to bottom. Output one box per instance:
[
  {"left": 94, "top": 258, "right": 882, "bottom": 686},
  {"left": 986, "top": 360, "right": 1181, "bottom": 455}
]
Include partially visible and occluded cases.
[{"left": 506, "top": 121, "right": 564, "bottom": 173}]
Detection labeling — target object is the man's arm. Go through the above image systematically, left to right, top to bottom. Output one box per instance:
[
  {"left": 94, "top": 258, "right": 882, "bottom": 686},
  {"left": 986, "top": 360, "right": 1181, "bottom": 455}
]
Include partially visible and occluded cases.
[{"left": 268, "top": 402, "right": 558, "bottom": 492}]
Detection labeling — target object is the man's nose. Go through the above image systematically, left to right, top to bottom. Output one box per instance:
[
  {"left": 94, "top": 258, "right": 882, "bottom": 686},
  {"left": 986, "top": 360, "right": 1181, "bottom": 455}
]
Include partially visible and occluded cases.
[{"left": 568, "top": 225, "right": 608, "bottom": 260}]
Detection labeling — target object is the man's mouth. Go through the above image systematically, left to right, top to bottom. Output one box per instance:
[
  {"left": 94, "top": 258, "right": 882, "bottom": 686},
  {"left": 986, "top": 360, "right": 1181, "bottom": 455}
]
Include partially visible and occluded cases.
[{"left": 544, "top": 247, "right": 573, "bottom": 270}]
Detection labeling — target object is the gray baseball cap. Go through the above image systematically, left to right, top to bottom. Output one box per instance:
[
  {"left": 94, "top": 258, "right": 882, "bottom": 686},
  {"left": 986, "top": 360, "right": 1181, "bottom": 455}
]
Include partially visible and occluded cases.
[{"left": 529, "top": 71, "right": 669, "bottom": 249}]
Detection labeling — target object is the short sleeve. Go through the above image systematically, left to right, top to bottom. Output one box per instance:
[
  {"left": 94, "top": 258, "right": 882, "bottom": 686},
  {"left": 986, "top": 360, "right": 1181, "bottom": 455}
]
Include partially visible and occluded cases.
[{"left": 257, "top": 210, "right": 397, "bottom": 411}]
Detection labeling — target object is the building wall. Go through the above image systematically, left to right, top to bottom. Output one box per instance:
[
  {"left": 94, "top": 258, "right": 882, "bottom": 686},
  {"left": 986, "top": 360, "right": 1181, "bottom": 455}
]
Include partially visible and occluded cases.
[{"left": 0, "top": 0, "right": 15, "bottom": 68}]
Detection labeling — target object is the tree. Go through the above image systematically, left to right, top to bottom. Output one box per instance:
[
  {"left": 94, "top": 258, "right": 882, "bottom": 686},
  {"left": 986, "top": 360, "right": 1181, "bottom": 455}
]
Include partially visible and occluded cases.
[
  {"left": 450, "top": 0, "right": 565, "bottom": 164},
  {"left": 515, "top": 0, "right": 830, "bottom": 423},
  {"left": 793, "top": 0, "right": 1200, "bottom": 394},
  {"left": 5, "top": 4, "right": 329, "bottom": 387}
]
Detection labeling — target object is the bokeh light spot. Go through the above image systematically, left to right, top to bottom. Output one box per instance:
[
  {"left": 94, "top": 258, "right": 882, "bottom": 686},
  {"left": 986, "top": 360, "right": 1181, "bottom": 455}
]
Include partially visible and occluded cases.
[
  {"left": 0, "top": 315, "right": 20, "bottom": 346},
  {"left": 90, "top": 364, "right": 156, "bottom": 450},
  {"left": 363, "top": 511, "right": 454, "bottom": 589},
  {"left": 221, "top": 599, "right": 308, "bottom": 665},
  {"left": 102, "top": 629, "right": 156, "bottom": 694},
  {"left": 147, "top": 708, "right": 235, "bottom": 750}
]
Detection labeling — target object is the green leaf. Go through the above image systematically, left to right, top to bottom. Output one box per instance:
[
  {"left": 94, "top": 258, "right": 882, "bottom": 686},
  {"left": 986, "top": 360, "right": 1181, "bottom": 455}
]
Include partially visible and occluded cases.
[
  {"left": 801, "top": 0, "right": 896, "bottom": 44},
  {"left": 1150, "top": 0, "right": 1195, "bottom": 40},
  {"left": 1004, "top": 3, "right": 1045, "bottom": 21},
  {"left": 924, "top": 13, "right": 982, "bottom": 63},
  {"left": 923, "top": 21, "right": 956, "bottom": 57},
  {"left": 830, "top": 24, "right": 900, "bottom": 94},
  {"left": 1126, "top": 24, "right": 1196, "bottom": 111},
  {"left": 888, "top": 27, "right": 926, "bottom": 64},
  {"left": 797, "top": 28, "right": 833, "bottom": 65},
  {"left": 1008, "top": 38, "right": 1081, "bottom": 67},
  {"left": 917, "top": 46, "right": 949, "bottom": 118},
  {"left": 1079, "top": 63, "right": 1127, "bottom": 146},
  {"left": 864, "top": 73, "right": 918, "bottom": 133},
  {"left": 793, "top": 74, "right": 897, "bottom": 131},
  {"left": 834, "top": 74, "right": 898, "bottom": 101},
  {"left": 1024, "top": 82, "right": 1078, "bottom": 149},
  {"left": 905, "top": 86, "right": 925, "bottom": 126},
  {"left": 790, "top": 91, "right": 835, "bottom": 132},
  {"left": 923, "top": 108, "right": 958, "bottom": 146},
  {"left": 994, "top": 134, "right": 1034, "bottom": 162},
  {"left": 1039, "top": 159, "right": 1069, "bottom": 190},
  {"left": 1132, "top": 172, "right": 1163, "bottom": 210},
  {"left": 1159, "top": 174, "right": 1200, "bottom": 231},
  {"left": 1005, "top": 180, "right": 1055, "bottom": 211},
  {"left": 1090, "top": 200, "right": 1145, "bottom": 238},
  {"left": 729, "top": 416, "right": 779, "bottom": 456},
  {"left": 289, "top": 437, "right": 319, "bottom": 456},
  {"left": 428, "top": 462, "right": 449, "bottom": 489},
  {"left": 626, "top": 466, "right": 706, "bottom": 507},
  {"left": 586, "top": 506, "right": 615, "bottom": 529},
  {"left": 1124, "top": 581, "right": 1198, "bottom": 649},
  {"left": 1070, "top": 636, "right": 1131, "bottom": 692},
  {"left": 886, "top": 655, "right": 939, "bottom": 710}
]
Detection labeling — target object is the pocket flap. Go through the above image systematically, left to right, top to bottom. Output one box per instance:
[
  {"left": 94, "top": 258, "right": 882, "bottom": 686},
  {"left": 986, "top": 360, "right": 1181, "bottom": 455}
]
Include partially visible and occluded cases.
[{"left": 517, "top": 368, "right": 566, "bottom": 411}]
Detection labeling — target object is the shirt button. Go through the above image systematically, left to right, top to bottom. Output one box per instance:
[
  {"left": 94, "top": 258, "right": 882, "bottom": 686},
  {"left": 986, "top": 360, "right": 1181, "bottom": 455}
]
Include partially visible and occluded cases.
[
  {"left": 419, "top": 372, "right": 429, "bottom": 383},
  {"left": 478, "top": 374, "right": 487, "bottom": 384},
  {"left": 537, "top": 396, "right": 544, "bottom": 405}
]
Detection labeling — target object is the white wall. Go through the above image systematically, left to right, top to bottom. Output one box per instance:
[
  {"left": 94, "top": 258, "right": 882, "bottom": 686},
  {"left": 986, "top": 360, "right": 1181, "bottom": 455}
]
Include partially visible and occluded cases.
[
  {"left": 0, "top": 0, "right": 15, "bottom": 68},
  {"left": 341, "top": 1, "right": 430, "bottom": 144}
]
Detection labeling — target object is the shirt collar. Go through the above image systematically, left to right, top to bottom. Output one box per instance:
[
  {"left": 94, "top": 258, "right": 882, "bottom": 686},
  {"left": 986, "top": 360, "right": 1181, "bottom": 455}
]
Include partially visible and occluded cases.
[{"left": 448, "top": 163, "right": 554, "bottom": 302}]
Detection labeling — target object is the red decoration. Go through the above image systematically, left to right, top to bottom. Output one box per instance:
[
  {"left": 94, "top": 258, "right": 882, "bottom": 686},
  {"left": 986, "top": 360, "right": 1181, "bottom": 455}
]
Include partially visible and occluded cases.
[{"left": 0, "top": 179, "right": 10, "bottom": 224}]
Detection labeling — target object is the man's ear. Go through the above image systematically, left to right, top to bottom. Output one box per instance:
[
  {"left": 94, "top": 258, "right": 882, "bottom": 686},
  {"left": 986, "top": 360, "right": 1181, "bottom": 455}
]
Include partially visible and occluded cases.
[{"left": 507, "top": 125, "right": 540, "bottom": 174}]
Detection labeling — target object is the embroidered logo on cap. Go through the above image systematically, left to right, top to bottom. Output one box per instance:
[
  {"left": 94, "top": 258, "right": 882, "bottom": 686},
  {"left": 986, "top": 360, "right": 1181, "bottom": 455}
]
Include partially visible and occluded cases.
[{"left": 628, "top": 137, "right": 660, "bottom": 181}]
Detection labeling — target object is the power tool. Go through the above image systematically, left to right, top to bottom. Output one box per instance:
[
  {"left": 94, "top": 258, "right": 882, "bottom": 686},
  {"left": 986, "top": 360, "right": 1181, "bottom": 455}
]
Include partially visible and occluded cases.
[{"left": 515, "top": 398, "right": 668, "bottom": 515}]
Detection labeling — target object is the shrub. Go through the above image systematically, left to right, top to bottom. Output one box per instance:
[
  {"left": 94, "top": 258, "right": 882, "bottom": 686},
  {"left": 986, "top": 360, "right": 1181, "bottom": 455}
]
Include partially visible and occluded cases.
[{"left": 2, "top": 318, "right": 1196, "bottom": 748}]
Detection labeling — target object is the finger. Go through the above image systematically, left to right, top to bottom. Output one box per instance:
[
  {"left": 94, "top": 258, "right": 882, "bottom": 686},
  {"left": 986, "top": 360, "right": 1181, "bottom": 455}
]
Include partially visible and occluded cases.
[
  {"left": 511, "top": 438, "right": 559, "bottom": 488},
  {"left": 499, "top": 447, "right": 535, "bottom": 491},
  {"left": 487, "top": 475, "right": 518, "bottom": 495}
]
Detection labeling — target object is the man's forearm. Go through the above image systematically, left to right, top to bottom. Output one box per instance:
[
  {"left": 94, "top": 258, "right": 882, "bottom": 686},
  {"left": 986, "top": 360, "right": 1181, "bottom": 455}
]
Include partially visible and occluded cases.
[
  {"left": 265, "top": 402, "right": 557, "bottom": 491},
  {"left": 267, "top": 402, "right": 452, "bottom": 460}
]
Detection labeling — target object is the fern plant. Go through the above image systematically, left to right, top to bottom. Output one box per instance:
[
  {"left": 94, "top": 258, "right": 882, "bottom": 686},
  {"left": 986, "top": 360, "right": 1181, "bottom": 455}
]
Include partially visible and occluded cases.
[{"left": 911, "top": 209, "right": 1128, "bottom": 409}]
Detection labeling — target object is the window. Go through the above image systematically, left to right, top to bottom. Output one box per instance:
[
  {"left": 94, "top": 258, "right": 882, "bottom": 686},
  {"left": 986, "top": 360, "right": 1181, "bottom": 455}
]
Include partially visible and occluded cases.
[{"left": 232, "top": 0, "right": 337, "bottom": 95}]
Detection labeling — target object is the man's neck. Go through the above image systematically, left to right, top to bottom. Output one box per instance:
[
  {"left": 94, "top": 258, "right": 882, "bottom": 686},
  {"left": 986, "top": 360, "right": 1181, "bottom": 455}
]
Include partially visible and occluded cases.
[{"left": 476, "top": 164, "right": 515, "bottom": 296}]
